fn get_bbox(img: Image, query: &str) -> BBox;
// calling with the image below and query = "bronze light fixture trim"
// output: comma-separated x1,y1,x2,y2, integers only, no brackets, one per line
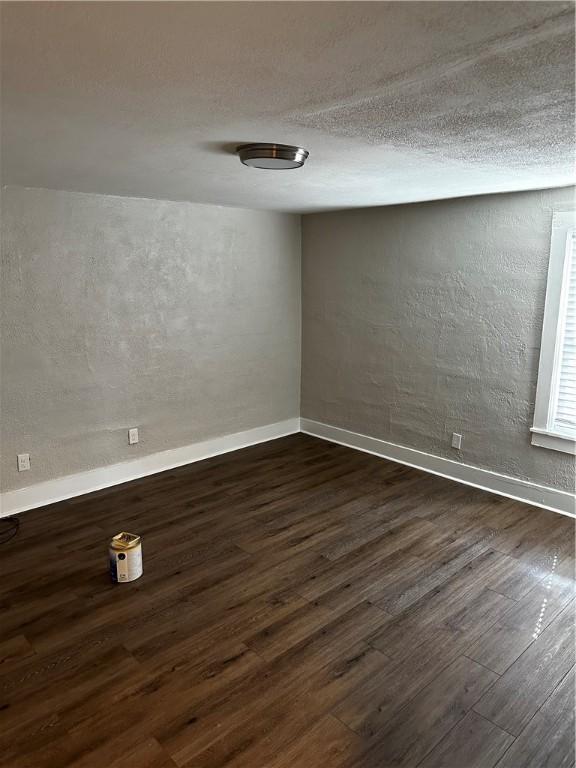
236,143,309,170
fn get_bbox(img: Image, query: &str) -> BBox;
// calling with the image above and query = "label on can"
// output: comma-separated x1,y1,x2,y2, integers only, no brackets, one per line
109,542,143,583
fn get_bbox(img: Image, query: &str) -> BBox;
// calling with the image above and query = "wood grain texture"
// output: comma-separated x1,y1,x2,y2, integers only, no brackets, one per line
346,656,499,768
495,667,575,768
473,599,575,735
418,711,514,768
0,434,573,767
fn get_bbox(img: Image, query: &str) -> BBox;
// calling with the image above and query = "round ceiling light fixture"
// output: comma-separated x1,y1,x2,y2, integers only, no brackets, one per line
236,143,309,170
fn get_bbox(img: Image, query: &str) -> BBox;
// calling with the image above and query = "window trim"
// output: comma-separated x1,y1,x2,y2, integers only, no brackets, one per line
531,210,576,455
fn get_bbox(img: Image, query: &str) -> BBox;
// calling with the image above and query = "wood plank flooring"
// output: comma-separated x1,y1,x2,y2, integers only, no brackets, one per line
0,433,574,768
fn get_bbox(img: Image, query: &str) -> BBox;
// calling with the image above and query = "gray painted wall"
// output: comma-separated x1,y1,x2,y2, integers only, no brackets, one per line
1,187,301,491
2,184,573,496
301,187,575,492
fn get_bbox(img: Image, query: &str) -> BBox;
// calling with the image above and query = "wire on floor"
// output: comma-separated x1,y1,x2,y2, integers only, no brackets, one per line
0,516,20,544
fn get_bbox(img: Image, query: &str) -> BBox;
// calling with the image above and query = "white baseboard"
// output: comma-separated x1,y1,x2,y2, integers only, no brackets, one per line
3,416,573,520
0,418,300,518
301,418,575,518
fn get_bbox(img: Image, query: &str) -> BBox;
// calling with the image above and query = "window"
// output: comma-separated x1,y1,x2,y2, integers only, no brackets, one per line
531,210,576,454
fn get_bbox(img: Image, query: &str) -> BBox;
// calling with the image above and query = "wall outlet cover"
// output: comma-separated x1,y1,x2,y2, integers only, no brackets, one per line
17,453,31,471
128,428,139,445
451,433,463,449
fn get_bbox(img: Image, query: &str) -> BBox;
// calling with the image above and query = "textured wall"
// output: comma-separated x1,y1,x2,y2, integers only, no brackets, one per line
301,187,575,492
1,187,301,490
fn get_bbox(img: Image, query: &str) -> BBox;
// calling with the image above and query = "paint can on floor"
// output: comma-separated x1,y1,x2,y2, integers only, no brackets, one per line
109,532,143,583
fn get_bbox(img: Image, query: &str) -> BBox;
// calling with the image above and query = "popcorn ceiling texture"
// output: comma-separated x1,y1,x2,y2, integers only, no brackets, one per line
301,186,576,493
1,2,574,213
291,9,573,169
0,187,301,491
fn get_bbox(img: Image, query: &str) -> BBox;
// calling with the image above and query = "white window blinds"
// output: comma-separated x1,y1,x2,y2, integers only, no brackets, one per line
532,211,576,454
551,229,576,436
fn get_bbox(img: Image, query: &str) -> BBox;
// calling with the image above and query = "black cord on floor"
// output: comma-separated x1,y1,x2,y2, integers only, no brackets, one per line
0,516,20,544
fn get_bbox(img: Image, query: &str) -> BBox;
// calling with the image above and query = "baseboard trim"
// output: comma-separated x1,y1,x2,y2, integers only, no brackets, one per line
0,418,301,518
301,418,575,518
3,417,573,519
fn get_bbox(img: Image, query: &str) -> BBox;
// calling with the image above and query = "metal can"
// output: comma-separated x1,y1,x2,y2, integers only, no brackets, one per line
109,532,143,583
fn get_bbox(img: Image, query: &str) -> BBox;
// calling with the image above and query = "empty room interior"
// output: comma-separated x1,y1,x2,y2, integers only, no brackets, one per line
1,2,576,767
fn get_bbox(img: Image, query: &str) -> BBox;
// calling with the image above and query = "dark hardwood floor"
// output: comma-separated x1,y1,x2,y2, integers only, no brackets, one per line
0,434,574,768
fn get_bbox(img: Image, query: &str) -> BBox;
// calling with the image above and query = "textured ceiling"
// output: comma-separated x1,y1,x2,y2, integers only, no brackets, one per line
1,1,574,212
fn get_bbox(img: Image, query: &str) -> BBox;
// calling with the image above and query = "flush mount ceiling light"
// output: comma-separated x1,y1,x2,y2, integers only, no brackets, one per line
236,143,309,170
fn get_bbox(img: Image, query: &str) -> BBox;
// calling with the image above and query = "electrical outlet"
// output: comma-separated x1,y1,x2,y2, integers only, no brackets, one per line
451,433,463,450
128,428,139,445
17,453,30,471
